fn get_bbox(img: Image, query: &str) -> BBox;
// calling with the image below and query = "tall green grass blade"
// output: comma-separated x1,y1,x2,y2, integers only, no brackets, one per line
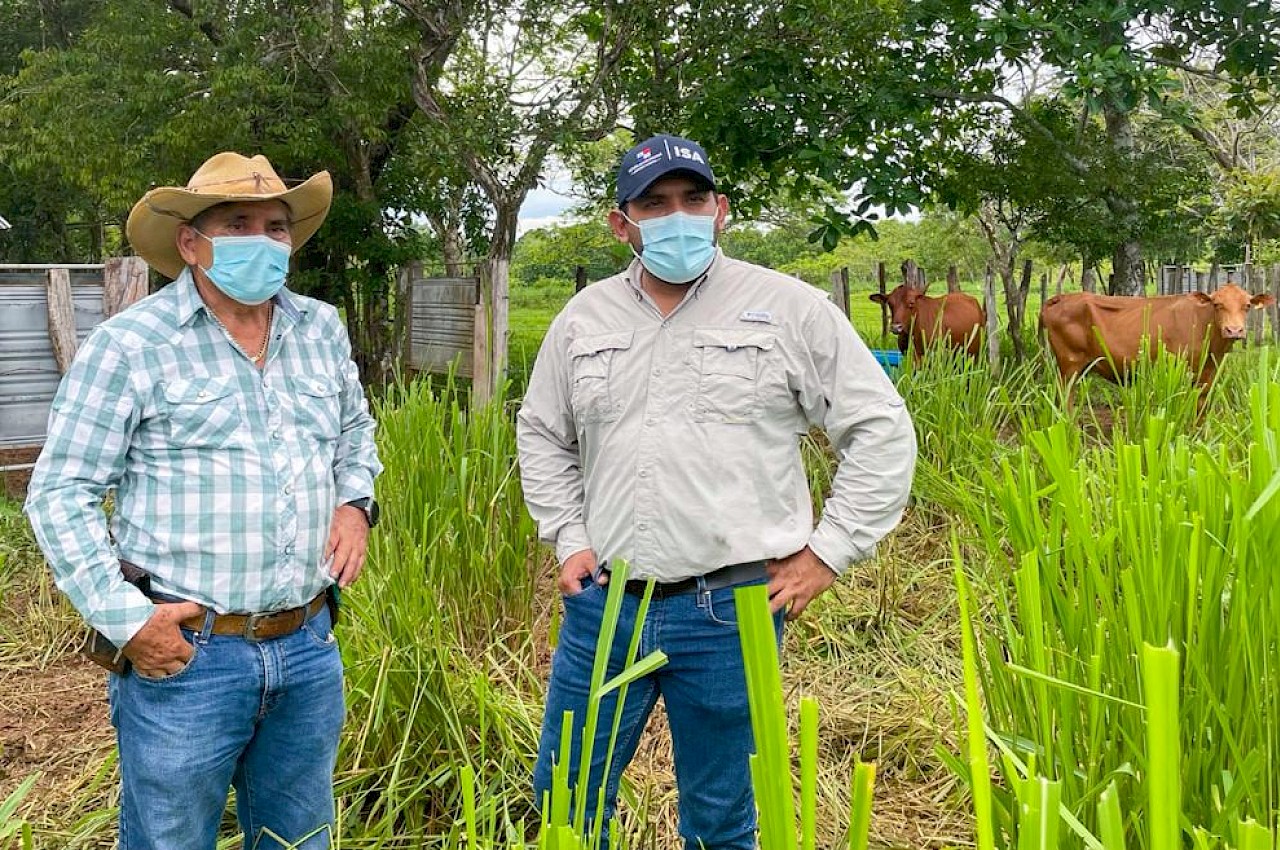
736,583,797,850
1144,642,1181,850
954,549,996,850
1097,782,1126,850
848,761,876,850
801,696,818,850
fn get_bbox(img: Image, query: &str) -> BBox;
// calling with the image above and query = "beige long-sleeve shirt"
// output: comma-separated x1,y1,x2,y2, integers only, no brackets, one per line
516,251,916,581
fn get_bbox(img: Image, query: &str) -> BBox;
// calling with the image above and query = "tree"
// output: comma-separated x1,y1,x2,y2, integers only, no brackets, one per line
0,0,449,381
618,0,1280,295
396,0,641,399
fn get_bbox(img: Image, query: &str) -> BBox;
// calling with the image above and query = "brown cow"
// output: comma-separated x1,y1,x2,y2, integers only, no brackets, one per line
1040,284,1276,388
869,283,985,361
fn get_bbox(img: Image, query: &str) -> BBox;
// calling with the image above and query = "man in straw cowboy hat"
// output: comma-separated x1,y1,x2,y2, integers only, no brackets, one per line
25,152,383,849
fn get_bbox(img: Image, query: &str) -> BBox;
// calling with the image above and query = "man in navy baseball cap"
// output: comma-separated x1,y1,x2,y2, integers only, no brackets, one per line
615,134,717,206
521,126,917,850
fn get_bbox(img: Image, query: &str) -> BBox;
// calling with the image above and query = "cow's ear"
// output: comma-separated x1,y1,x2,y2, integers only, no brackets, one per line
869,293,885,304
1190,292,1213,304
1252,294,1277,309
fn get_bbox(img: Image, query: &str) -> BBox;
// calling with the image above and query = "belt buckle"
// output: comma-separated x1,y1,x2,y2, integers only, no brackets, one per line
243,612,273,642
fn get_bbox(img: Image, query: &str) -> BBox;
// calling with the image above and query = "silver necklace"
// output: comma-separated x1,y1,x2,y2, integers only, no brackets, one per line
207,302,273,363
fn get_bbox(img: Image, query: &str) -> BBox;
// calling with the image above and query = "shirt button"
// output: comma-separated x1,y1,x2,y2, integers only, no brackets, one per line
639,469,649,478
638,522,648,531
197,391,208,399
272,431,281,440
645,418,656,426
652,368,662,377
283,484,292,495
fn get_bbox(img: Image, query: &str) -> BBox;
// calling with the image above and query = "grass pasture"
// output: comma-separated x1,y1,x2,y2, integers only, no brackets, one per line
3,290,1280,848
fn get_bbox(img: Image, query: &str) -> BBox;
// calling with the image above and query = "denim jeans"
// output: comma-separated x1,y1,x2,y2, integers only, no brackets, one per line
533,572,784,850
109,604,345,850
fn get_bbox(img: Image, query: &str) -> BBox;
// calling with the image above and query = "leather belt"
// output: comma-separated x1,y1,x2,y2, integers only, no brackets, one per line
178,593,327,642
624,560,770,598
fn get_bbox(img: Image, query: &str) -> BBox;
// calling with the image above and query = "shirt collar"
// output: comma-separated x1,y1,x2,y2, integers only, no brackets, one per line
623,248,724,300
173,267,303,327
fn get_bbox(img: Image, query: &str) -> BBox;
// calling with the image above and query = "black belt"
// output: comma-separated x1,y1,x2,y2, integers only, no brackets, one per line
623,560,770,598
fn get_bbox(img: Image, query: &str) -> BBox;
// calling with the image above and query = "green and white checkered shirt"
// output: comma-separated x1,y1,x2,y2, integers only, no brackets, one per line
25,270,383,646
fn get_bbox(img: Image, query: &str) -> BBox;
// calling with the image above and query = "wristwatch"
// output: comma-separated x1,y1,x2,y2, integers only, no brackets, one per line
344,497,380,528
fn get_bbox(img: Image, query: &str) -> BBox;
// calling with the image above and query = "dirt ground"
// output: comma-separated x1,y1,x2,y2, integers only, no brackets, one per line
0,446,39,502
0,653,117,816
0,510,970,848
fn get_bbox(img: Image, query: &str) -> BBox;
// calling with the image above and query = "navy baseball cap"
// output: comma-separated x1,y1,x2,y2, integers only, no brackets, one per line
615,134,717,206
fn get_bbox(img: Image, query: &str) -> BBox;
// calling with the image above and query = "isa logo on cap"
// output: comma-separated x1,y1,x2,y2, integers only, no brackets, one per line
616,133,717,204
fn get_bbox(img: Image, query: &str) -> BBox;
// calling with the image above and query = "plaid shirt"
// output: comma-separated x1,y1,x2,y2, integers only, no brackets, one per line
25,270,383,646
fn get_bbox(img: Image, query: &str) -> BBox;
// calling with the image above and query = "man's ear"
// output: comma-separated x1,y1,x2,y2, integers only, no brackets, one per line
175,224,201,266
714,193,730,232
607,208,632,243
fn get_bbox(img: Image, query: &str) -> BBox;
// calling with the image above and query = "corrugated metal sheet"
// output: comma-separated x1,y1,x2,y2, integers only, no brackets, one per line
0,266,107,446
408,275,477,377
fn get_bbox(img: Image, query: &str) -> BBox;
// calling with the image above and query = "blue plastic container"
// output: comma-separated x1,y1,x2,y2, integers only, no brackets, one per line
871,349,903,373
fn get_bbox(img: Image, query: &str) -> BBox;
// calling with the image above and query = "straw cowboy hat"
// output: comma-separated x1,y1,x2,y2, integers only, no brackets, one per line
126,152,333,279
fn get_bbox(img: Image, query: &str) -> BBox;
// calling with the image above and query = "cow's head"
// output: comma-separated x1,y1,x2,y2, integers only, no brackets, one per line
1191,284,1276,340
869,283,927,334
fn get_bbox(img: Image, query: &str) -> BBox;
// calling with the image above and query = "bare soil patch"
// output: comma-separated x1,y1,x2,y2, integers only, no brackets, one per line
0,653,116,816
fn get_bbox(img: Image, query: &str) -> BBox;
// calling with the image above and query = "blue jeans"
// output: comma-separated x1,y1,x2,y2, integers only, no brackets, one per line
533,573,784,850
109,604,345,850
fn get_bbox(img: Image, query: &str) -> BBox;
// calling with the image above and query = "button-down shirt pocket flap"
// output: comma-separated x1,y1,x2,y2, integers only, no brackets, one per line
568,331,634,379
292,375,342,399
162,376,241,448
693,329,774,378
288,374,343,441
163,376,237,406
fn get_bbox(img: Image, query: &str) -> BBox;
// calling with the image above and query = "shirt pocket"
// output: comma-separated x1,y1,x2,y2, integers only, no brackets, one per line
162,376,243,448
288,374,343,442
568,331,634,425
692,328,776,424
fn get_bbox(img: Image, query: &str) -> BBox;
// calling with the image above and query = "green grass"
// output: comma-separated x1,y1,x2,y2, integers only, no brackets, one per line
7,267,1280,848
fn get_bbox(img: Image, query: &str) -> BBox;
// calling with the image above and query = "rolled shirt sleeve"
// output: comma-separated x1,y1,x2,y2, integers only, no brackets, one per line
328,315,383,504
796,300,917,573
24,329,156,646
517,313,593,564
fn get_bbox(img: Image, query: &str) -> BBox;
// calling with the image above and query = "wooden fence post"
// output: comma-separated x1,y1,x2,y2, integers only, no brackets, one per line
901,259,921,288
472,274,492,406
1039,272,1048,312
829,267,850,319
983,263,1000,374
877,261,888,342
574,265,587,293
395,262,415,373
1271,264,1280,344
103,256,148,317
1055,264,1067,297
947,265,959,293
1245,262,1264,344
46,268,78,375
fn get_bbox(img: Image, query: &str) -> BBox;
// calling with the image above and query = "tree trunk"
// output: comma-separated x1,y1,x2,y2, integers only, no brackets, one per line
442,227,466,277
998,258,1031,363
1102,100,1144,296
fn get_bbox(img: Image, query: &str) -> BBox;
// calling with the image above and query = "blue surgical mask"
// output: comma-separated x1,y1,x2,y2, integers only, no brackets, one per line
195,231,290,305
624,211,717,284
